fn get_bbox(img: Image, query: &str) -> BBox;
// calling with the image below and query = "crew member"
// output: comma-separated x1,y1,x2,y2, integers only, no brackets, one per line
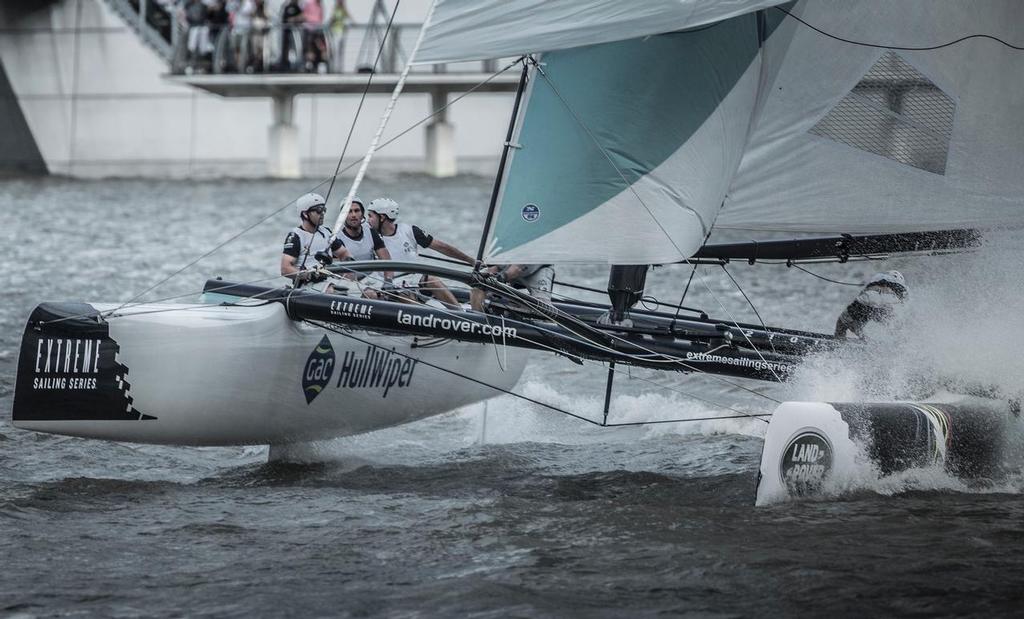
469,264,549,312
336,197,392,298
281,192,350,289
367,198,475,309
835,270,908,339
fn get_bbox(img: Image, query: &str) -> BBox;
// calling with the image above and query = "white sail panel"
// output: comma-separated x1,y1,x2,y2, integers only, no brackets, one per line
415,0,788,64
485,16,762,265
718,0,1024,234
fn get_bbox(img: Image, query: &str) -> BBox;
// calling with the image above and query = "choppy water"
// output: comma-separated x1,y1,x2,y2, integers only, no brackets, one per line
2,175,1023,616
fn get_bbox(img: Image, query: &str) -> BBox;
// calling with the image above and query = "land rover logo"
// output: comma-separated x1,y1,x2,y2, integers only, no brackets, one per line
780,431,832,496
302,335,335,404
521,204,540,222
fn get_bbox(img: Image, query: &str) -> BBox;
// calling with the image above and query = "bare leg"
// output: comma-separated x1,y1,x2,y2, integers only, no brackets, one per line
422,275,459,309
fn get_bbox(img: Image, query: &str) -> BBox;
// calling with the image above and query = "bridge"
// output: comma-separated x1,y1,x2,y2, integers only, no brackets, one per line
106,0,519,178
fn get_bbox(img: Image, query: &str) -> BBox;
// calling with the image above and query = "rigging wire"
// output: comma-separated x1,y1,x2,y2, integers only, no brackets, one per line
309,319,770,427
789,263,864,287
86,59,521,322
465,275,786,403
773,5,1024,52
682,261,784,383
549,277,707,317
719,264,778,356
38,272,318,325
335,0,442,231
323,0,400,204
324,262,786,409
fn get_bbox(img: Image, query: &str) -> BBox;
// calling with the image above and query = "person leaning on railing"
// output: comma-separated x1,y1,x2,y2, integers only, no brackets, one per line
278,0,304,72
301,0,328,73
328,0,348,72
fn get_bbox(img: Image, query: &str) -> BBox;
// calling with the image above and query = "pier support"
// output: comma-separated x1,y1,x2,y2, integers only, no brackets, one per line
425,88,456,177
268,94,300,178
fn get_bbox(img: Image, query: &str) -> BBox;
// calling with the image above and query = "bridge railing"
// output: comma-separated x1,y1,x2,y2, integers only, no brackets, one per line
170,23,507,75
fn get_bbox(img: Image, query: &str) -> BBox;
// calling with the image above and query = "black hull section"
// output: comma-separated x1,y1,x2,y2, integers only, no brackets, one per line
205,280,816,382
756,401,1016,503
834,402,1010,480
13,303,155,422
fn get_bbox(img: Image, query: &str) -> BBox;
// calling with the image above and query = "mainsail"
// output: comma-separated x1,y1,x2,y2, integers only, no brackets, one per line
718,1,1024,234
416,0,1024,265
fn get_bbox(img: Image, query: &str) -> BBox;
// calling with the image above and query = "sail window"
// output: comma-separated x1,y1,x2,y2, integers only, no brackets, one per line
810,51,955,175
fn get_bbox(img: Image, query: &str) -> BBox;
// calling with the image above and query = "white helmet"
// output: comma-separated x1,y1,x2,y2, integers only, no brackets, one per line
337,196,365,225
868,270,908,299
869,270,905,288
295,192,326,219
369,197,399,221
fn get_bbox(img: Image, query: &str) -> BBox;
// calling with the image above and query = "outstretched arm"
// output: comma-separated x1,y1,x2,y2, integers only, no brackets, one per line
428,239,475,266
375,245,395,281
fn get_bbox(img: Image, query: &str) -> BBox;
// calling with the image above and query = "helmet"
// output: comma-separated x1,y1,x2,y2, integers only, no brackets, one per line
369,197,399,221
869,270,905,288
337,196,365,225
295,193,326,219
868,270,908,299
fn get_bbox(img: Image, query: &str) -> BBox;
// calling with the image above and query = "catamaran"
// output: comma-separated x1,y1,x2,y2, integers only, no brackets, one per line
12,0,1024,504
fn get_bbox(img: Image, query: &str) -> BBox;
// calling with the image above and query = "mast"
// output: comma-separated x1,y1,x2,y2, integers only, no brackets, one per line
475,60,531,264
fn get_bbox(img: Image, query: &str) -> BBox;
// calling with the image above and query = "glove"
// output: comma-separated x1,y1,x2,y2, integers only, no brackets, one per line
314,250,334,266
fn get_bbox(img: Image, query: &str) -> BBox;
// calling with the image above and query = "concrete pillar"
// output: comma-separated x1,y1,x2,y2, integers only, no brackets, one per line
425,88,456,178
268,94,300,178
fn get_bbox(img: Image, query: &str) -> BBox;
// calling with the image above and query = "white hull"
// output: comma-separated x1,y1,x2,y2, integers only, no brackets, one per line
14,301,528,446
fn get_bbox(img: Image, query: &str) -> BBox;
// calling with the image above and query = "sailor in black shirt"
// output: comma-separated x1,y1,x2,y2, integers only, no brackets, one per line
281,192,350,289
835,270,908,339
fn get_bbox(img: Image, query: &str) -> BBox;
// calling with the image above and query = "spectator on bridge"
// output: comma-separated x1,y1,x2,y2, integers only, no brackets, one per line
302,0,328,73
207,1,230,50
328,0,349,72
184,0,213,72
278,0,304,72
228,0,252,72
250,0,270,72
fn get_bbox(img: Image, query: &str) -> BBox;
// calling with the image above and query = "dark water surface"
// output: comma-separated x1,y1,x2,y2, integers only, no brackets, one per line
2,176,1023,617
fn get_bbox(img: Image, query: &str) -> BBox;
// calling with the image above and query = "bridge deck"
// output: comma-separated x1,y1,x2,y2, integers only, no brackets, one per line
165,73,521,98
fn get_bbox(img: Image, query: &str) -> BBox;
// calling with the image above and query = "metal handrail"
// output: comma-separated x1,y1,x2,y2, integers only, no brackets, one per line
169,22,504,75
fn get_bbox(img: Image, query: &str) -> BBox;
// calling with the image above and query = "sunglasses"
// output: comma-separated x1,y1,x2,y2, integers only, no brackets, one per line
307,206,326,215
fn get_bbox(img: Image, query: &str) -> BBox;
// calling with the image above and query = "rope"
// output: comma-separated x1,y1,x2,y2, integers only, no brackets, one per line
334,0,440,232
684,261,784,383
323,0,400,205
790,263,864,287
720,264,778,356
310,319,770,427
82,60,520,321
774,5,1024,52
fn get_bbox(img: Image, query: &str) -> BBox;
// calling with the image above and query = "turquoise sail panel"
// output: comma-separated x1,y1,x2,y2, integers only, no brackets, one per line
488,13,762,264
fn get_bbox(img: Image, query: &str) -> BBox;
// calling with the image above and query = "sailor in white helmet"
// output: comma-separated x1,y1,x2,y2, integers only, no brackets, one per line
335,197,392,299
834,270,908,339
367,197,475,309
280,192,351,289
